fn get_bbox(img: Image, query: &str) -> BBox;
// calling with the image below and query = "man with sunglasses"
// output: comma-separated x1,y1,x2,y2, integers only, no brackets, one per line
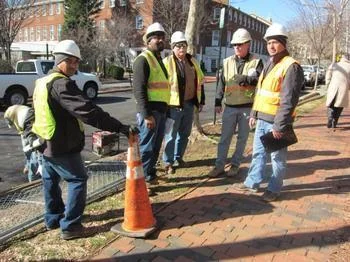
32,40,135,240
162,31,205,175
208,28,263,178
133,23,170,182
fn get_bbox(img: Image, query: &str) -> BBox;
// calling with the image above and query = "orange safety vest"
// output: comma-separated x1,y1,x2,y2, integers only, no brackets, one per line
252,56,299,116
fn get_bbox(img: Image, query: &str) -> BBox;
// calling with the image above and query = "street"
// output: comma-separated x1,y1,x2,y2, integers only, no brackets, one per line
0,82,216,193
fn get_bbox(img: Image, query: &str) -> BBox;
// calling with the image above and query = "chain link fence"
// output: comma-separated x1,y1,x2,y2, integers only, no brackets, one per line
0,159,127,244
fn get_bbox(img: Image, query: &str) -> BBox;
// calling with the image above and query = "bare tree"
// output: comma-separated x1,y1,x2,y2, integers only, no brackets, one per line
0,0,35,62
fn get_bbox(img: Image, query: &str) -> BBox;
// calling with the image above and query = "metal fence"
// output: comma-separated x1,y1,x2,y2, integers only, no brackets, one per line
0,160,127,244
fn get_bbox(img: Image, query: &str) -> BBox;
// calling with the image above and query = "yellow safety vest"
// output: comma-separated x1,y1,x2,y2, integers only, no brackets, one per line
223,55,260,105
252,56,299,116
32,72,84,139
139,50,170,104
163,55,204,106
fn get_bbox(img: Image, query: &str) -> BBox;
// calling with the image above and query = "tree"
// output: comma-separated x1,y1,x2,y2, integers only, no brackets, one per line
0,0,35,62
62,0,102,67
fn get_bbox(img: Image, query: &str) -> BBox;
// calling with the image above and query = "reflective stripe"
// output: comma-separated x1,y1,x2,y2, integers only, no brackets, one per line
223,55,260,105
164,55,204,106
253,56,299,115
32,72,84,140
139,50,170,104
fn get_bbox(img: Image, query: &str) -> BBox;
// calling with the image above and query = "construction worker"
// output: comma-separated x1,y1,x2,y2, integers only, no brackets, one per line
208,28,263,178
162,31,205,174
4,105,44,182
236,23,304,201
32,40,137,240
133,22,170,182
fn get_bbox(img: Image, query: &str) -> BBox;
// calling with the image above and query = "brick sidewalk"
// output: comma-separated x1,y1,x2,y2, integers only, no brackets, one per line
92,102,350,261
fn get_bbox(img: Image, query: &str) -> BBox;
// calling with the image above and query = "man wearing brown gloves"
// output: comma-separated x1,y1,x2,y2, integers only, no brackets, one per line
32,40,137,240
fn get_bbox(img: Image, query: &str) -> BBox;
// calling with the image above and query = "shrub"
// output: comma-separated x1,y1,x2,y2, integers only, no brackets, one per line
107,65,124,80
0,59,14,73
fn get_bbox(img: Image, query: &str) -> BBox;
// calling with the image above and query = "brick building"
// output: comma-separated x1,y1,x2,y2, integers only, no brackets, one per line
11,0,271,72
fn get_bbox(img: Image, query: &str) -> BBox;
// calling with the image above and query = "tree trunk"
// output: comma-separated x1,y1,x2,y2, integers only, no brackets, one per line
185,0,206,141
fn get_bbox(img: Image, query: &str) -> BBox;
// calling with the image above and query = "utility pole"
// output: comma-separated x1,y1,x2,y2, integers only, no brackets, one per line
213,7,225,125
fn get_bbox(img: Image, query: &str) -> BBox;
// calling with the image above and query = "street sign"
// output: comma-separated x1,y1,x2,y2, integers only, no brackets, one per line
219,8,225,29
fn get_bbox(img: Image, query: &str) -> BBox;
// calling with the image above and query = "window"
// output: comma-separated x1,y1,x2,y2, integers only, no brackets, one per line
56,2,61,14
42,4,47,16
43,26,47,40
211,59,217,71
243,15,247,26
35,5,40,17
228,9,232,21
41,61,55,74
233,11,237,23
213,8,220,20
18,30,23,41
36,26,41,41
57,24,62,40
100,0,105,8
30,27,35,41
118,0,124,7
239,13,242,24
135,15,143,29
24,28,28,41
49,2,54,15
17,62,36,72
136,0,144,4
226,31,231,46
50,25,55,40
212,30,219,46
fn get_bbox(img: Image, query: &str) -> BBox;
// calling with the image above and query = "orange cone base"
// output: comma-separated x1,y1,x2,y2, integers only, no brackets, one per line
110,220,157,238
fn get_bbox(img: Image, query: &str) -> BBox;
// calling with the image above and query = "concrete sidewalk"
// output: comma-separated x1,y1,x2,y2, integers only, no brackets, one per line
92,101,350,261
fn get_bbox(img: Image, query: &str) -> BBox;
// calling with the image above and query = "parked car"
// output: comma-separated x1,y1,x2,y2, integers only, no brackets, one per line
0,59,102,106
301,65,317,86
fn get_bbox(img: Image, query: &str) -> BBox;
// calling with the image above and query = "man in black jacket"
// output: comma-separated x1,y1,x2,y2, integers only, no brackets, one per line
32,40,135,240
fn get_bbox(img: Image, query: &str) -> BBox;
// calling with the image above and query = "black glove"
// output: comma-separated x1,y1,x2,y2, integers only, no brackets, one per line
119,125,140,138
234,74,248,86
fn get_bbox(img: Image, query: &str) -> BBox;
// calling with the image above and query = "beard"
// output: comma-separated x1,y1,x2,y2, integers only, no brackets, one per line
156,42,164,52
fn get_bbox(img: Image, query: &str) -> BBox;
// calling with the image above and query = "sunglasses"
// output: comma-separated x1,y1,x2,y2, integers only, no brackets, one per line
175,43,187,49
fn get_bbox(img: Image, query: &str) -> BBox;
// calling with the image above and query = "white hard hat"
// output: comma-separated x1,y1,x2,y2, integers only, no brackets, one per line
143,22,165,43
4,105,31,132
231,28,252,44
264,23,288,40
171,31,187,45
53,40,81,60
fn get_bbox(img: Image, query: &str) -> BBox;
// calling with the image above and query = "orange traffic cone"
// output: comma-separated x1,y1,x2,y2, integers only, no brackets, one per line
111,133,157,238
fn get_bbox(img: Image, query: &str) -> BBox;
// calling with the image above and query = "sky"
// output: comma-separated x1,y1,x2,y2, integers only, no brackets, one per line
229,0,298,26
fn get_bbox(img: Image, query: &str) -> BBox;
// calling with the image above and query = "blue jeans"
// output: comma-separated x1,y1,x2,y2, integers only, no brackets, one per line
244,119,288,193
25,151,42,182
137,111,167,180
41,153,88,231
163,102,194,165
215,106,251,169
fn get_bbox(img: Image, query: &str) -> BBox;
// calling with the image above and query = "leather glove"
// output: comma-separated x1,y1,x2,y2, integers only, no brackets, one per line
234,74,248,86
119,125,140,138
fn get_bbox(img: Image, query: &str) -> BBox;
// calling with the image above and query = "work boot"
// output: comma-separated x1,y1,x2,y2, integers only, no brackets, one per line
208,167,224,178
262,190,280,202
227,165,239,177
234,182,258,193
61,225,94,240
165,165,175,175
173,159,186,168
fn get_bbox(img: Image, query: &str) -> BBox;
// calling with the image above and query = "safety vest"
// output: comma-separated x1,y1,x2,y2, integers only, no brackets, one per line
223,55,260,105
163,54,204,106
252,56,298,116
139,50,170,104
32,72,84,140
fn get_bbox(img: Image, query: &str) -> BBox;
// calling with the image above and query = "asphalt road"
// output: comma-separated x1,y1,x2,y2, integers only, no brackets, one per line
0,82,216,193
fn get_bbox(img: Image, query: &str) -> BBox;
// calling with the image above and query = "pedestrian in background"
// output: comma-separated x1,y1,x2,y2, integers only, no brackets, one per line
32,40,135,240
237,23,304,202
133,22,170,182
162,31,205,175
325,53,350,130
4,105,43,182
208,28,263,178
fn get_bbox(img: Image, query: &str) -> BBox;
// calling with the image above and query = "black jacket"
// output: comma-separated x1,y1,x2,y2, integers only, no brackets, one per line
42,67,126,157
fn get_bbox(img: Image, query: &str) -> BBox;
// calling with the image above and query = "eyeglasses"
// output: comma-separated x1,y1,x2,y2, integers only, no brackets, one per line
175,43,187,49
